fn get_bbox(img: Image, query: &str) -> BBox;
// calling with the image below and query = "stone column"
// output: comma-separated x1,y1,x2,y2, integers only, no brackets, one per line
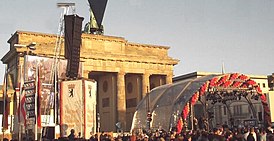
142,73,150,98
166,73,173,84
117,72,126,130
82,70,89,79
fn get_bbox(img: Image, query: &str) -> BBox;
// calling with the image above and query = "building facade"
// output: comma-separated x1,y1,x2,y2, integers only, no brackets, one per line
267,73,274,123
1,31,179,133
0,85,14,139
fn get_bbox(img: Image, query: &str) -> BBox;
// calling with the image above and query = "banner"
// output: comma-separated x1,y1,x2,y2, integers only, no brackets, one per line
24,80,36,119
60,80,83,137
84,80,97,138
60,79,97,138
25,55,82,116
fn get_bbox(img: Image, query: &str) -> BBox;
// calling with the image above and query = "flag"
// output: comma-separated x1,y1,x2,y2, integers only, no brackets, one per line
20,95,27,126
2,67,9,130
17,64,26,126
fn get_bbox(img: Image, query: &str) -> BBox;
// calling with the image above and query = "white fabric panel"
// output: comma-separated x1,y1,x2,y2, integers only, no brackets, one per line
60,80,83,137
84,80,97,138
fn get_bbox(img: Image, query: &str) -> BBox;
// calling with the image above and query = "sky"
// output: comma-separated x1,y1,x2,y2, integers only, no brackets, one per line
0,0,274,83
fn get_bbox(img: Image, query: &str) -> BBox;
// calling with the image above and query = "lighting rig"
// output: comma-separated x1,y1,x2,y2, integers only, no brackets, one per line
205,85,259,105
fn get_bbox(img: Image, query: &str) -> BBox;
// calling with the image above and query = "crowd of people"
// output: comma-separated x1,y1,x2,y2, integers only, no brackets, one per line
129,126,274,141
55,125,274,141
4,125,274,141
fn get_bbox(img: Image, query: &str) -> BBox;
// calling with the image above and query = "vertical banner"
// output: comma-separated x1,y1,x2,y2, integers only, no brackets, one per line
60,80,83,137
84,80,97,139
24,80,36,130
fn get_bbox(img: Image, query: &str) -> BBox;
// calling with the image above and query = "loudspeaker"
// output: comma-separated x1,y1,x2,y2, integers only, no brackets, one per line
64,14,84,78
42,127,55,140
88,0,108,27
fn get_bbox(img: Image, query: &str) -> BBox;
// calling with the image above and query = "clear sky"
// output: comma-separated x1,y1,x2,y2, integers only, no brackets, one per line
0,0,274,83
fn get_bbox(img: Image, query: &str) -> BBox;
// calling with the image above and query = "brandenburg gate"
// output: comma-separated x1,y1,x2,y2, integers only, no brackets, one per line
2,31,179,132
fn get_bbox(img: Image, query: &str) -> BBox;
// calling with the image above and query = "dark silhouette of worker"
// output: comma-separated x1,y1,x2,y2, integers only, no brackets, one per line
68,129,75,141
193,117,198,131
78,132,81,138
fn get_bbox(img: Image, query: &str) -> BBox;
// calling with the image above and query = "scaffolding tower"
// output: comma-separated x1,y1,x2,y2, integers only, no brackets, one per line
42,3,76,139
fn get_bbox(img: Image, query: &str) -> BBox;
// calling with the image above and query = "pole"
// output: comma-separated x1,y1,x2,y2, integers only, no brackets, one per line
146,86,151,130
18,64,24,140
80,82,83,138
97,113,100,133
93,103,95,134
35,62,38,140
19,53,28,140
24,49,29,138
54,66,58,139
190,101,193,130
2,66,7,141
10,86,14,135
52,5,72,138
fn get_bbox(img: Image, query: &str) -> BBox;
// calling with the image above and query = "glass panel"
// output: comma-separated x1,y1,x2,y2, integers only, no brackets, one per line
131,74,219,131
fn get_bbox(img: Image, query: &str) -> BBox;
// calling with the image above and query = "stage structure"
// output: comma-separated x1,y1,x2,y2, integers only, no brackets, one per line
60,79,97,139
131,73,271,133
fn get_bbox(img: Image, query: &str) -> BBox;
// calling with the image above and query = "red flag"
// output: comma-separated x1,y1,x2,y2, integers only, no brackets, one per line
19,94,27,126
2,68,9,130
176,117,183,134
17,64,27,126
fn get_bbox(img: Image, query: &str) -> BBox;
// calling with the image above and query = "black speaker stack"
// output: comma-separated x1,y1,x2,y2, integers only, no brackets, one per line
64,15,84,78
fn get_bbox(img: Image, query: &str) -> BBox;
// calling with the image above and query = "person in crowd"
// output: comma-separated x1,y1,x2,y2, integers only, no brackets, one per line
89,132,99,141
266,128,274,140
208,128,225,141
68,129,75,141
100,131,109,141
231,129,245,141
197,130,209,141
259,128,267,141
193,117,199,131
243,127,250,140
224,131,233,141
247,132,256,141
245,127,257,141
